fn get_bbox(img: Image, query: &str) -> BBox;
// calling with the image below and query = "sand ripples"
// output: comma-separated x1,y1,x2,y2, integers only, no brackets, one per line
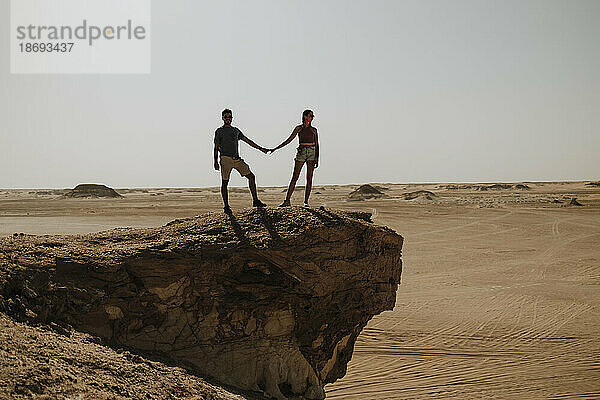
327,208,600,399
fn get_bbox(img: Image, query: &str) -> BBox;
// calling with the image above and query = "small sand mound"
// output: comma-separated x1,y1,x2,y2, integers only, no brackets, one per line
403,190,437,201
373,185,390,191
348,184,385,201
515,184,530,190
442,184,477,190
354,184,383,195
35,190,68,196
487,184,513,190
569,198,583,206
64,184,122,198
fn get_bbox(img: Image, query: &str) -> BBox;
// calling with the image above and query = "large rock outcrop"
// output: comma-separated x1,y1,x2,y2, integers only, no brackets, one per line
63,184,122,198
0,207,403,399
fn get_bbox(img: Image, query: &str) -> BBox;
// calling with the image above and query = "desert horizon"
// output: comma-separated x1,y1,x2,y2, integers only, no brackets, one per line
2,179,598,190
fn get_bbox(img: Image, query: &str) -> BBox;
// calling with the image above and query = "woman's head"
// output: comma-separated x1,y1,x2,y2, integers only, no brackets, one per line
302,109,314,125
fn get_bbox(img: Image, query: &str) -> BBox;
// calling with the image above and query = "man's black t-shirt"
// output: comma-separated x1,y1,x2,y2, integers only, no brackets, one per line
214,126,245,158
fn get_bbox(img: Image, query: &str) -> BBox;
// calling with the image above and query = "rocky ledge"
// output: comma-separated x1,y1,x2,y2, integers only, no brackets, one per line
0,207,403,399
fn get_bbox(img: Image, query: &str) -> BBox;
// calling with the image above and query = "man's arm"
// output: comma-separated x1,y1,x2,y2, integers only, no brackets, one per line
272,126,301,152
213,144,220,170
214,130,221,170
240,135,268,154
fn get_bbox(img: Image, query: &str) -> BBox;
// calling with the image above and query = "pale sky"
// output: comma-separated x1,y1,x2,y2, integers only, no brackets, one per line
1,0,599,188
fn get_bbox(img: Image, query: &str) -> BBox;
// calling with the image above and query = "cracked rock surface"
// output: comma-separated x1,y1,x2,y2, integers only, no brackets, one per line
0,312,245,399
0,207,403,399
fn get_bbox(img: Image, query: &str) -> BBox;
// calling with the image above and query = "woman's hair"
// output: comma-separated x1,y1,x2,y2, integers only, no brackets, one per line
302,109,313,125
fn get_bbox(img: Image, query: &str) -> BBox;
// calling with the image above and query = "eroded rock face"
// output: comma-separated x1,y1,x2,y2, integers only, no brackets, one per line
0,207,403,399
0,313,245,400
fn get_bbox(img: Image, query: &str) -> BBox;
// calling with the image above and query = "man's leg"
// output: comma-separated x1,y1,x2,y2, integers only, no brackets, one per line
244,172,266,207
245,172,259,201
220,156,234,213
283,160,305,204
221,179,230,210
305,161,316,204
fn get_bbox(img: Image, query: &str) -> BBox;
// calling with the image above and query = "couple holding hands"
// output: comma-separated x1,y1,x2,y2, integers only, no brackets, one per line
213,108,319,214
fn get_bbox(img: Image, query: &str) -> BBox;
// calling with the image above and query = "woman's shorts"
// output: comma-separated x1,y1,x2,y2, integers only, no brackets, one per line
295,145,317,162
220,156,251,180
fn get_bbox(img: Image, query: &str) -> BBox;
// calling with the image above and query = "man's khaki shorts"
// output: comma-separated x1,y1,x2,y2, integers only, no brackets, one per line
220,156,251,180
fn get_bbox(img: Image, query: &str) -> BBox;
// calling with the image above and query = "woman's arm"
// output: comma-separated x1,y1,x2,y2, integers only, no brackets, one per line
272,126,301,151
314,128,319,168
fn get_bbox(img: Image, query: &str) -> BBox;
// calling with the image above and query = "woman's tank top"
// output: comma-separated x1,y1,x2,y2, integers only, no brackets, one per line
298,126,316,144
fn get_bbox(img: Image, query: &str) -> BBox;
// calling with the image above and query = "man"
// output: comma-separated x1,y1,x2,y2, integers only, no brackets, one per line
214,109,267,213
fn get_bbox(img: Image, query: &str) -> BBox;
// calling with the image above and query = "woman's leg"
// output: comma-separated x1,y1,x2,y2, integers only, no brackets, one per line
283,160,305,204
304,161,316,204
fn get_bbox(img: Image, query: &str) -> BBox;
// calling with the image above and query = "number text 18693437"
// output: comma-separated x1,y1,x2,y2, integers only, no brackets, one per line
19,42,74,53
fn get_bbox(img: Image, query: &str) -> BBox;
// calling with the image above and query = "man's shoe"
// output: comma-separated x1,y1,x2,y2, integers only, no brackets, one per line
278,200,291,207
224,205,232,214
253,200,267,208
303,202,310,208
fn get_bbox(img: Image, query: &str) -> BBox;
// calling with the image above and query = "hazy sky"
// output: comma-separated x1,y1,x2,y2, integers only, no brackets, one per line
1,0,599,188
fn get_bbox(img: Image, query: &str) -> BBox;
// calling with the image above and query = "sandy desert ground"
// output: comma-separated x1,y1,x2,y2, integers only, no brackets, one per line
1,181,599,399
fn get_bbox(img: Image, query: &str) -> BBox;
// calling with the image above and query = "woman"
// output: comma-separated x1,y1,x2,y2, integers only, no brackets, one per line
270,110,319,207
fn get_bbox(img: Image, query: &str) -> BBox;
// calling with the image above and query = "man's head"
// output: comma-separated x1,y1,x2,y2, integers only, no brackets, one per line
222,109,233,126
